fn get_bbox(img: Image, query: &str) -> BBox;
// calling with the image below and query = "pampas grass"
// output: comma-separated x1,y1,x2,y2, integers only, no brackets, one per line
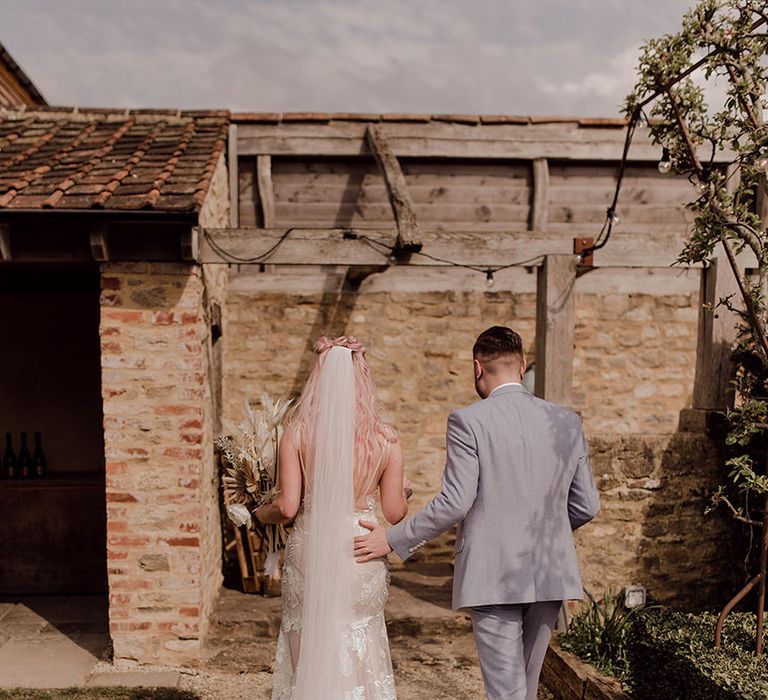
216,393,292,554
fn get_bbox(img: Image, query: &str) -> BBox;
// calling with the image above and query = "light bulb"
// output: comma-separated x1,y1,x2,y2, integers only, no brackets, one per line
608,210,620,226
755,156,768,173
697,180,710,193
485,270,495,289
658,147,672,174
636,111,649,129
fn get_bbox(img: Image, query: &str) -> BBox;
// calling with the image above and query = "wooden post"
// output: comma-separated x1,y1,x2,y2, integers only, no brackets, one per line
365,124,420,247
256,155,275,228
89,225,109,261
534,255,576,406
529,158,549,231
691,257,739,411
181,227,200,262
0,223,11,261
228,124,239,228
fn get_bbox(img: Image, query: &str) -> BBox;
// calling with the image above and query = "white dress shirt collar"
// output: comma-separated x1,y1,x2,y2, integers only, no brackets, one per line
488,381,522,397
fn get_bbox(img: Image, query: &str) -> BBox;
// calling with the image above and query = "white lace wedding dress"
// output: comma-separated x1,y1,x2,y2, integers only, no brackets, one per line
270,344,397,700
271,493,396,699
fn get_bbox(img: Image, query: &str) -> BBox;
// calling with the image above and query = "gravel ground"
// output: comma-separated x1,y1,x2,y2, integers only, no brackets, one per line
178,631,554,699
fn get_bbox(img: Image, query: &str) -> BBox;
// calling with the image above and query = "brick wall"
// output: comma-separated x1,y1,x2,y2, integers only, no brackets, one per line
99,261,220,665
197,150,229,652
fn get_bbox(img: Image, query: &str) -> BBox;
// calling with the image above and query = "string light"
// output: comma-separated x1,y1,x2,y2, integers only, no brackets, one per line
658,147,673,174
485,269,495,289
755,154,768,173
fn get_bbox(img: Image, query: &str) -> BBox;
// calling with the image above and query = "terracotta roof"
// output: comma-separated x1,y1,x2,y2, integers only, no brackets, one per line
0,42,47,108
0,107,228,212
231,111,628,128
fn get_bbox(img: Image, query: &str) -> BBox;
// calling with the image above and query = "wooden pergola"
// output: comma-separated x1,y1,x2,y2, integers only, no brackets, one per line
202,113,741,419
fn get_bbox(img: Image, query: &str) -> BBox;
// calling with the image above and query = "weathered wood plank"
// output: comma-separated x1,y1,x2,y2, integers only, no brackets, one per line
535,255,576,405
549,203,694,225
238,158,257,227
0,223,10,261
366,125,420,245
548,184,698,207
274,183,530,206
530,158,549,231
273,158,531,179
181,227,200,262
272,202,529,226
228,124,239,228
199,227,724,268
238,135,670,160
256,155,275,228
89,225,109,261
692,257,739,411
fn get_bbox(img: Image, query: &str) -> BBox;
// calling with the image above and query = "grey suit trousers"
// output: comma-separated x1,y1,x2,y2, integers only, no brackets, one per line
469,600,561,700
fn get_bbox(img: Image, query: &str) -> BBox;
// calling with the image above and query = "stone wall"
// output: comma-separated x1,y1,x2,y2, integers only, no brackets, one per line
221,266,699,496
216,264,737,608
577,432,737,610
99,261,221,665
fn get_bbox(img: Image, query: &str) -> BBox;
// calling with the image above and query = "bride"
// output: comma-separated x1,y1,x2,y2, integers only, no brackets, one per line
255,335,410,699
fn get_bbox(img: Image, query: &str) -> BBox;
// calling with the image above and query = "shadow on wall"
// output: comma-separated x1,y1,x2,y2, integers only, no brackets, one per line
288,268,382,397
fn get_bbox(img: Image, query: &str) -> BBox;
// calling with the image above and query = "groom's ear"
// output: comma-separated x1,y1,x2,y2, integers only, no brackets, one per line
473,358,483,380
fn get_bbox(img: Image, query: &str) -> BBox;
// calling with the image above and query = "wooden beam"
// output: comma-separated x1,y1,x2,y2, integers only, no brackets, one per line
366,124,420,246
534,254,576,405
228,124,239,228
200,226,728,269
237,121,734,162
0,223,10,261
691,257,739,411
256,155,275,228
181,227,200,262
529,158,549,231
89,225,109,261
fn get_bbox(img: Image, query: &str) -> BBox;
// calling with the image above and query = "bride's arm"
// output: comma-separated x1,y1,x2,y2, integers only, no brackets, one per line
255,428,302,525
379,436,409,525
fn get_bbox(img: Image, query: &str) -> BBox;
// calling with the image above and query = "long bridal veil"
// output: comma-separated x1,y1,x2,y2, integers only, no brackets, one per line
293,345,357,698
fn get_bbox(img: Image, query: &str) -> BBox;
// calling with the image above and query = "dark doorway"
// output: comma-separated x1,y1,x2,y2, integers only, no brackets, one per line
0,263,107,594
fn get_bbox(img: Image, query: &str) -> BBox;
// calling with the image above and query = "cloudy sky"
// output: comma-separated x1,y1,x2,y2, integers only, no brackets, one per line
2,0,695,118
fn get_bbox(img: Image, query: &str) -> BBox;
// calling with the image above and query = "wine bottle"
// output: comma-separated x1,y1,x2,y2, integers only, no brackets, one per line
3,433,17,479
31,432,47,478
18,432,32,479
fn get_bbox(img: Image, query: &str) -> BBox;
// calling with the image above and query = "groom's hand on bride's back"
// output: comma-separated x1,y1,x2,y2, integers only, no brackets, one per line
354,520,392,562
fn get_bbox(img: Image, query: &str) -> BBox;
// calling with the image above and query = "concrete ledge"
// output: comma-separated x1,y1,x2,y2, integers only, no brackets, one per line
541,638,631,700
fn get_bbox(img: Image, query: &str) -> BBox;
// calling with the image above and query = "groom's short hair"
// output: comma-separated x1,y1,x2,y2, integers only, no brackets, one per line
473,326,524,362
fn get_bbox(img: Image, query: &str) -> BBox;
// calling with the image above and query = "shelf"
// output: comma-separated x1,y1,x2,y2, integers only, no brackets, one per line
0,471,105,489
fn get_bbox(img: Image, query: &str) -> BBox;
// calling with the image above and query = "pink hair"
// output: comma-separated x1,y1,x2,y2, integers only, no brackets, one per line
287,336,396,492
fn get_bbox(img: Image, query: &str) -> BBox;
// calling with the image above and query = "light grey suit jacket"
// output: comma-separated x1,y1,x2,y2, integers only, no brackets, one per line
387,384,600,610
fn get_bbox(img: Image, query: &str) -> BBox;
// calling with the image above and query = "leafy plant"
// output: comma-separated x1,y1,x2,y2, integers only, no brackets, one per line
627,0,768,650
627,608,768,700
560,589,640,681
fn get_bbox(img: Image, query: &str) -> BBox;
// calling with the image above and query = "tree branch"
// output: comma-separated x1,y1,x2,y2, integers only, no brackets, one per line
721,237,768,362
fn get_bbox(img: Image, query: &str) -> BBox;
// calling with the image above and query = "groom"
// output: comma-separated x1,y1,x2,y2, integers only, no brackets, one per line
354,326,600,700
